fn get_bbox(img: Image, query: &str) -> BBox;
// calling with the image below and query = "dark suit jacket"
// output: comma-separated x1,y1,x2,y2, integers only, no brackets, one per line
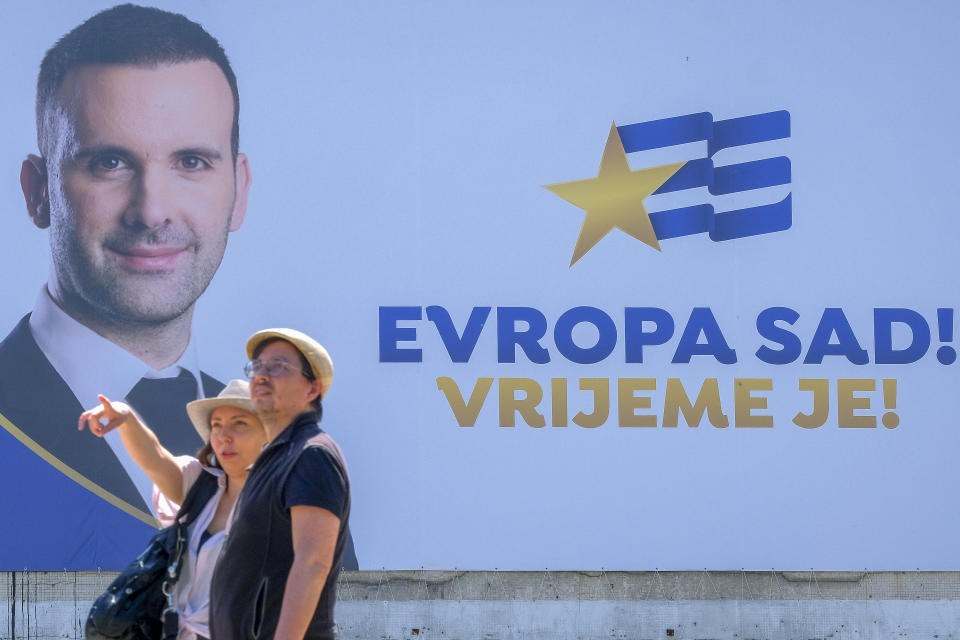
0,314,220,568
0,314,359,570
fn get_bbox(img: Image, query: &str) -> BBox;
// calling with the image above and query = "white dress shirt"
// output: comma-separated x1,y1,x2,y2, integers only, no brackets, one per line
29,286,209,512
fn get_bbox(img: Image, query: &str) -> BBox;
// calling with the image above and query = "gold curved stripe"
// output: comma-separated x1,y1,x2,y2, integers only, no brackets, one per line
0,411,160,528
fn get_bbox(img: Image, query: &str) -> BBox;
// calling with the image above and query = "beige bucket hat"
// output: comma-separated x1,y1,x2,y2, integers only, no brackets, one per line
186,379,255,441
246,328,334,398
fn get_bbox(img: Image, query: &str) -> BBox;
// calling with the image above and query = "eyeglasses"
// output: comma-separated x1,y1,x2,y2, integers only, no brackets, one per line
243,359,308,379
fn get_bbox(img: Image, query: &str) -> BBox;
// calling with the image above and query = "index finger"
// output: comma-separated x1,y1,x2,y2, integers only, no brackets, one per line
78,407,101,432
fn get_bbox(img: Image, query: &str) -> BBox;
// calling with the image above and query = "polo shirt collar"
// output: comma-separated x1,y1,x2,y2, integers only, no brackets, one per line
265,411,320,448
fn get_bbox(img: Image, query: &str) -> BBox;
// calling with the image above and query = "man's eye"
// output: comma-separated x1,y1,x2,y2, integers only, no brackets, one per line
91,156,126,172
180,155,211,170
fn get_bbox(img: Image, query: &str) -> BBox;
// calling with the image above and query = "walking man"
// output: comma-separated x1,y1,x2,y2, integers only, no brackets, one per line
211,328,351,639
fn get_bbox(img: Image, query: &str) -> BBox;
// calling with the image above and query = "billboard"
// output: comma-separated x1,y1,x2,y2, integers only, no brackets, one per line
0,1,957,570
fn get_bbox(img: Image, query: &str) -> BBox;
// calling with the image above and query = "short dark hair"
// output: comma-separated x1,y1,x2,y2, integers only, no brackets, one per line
252,337,324,415
37,4,240,159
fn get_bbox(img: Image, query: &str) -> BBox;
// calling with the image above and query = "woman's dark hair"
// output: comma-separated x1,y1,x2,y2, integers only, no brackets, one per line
196,441,220,468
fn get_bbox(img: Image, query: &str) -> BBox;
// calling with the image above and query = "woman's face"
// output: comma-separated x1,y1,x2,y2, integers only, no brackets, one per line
208,406,266,475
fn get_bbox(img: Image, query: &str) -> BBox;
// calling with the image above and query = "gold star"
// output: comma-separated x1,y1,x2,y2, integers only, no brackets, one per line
544,122,686,266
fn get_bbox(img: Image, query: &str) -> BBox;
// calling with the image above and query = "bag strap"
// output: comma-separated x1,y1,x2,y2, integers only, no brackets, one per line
160,470,219,639
166,470,218,581
177,470,219,528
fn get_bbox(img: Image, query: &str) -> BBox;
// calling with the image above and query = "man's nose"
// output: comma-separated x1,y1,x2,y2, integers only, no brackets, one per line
124,166,173,228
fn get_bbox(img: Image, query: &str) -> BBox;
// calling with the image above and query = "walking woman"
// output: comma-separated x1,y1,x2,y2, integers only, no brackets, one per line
79,379,266,640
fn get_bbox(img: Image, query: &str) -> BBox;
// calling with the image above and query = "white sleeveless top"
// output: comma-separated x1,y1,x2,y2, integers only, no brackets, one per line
153,456,235,640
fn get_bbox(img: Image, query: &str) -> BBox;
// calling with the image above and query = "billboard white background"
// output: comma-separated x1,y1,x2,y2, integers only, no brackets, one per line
1,1,958,569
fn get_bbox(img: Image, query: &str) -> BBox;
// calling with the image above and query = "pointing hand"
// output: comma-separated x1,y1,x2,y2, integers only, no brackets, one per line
78,394,133,437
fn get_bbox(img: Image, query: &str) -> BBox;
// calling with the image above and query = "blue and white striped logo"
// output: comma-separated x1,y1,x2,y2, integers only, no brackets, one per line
618,110,791,242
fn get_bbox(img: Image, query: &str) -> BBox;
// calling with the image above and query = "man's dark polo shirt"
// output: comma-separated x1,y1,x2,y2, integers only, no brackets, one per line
210,411,350,639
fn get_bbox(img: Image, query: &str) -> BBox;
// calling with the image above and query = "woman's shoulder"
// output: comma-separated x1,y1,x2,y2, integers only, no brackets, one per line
176,455,206,493
154,456,209,526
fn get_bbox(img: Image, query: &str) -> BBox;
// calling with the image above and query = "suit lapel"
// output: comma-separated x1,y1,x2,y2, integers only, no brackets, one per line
0,315,149,513
201,372,226,398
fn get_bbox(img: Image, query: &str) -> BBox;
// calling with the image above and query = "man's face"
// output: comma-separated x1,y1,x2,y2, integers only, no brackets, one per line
30,60,249,325
249,340,320,418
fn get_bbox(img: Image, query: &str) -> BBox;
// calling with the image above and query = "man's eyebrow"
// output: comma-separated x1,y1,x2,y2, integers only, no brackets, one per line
70,145,131,160
176,147,223,161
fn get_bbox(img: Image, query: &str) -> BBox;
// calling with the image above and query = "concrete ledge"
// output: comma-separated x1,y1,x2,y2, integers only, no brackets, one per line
0,570,956,602
1,571,958,639
337,570,960,601
336,600,960,640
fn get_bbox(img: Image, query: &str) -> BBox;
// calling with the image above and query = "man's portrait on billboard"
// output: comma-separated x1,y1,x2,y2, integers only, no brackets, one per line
0,4,247,566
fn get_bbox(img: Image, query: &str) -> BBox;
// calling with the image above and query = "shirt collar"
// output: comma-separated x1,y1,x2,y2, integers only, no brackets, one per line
267,411,320,448
29,285,205,408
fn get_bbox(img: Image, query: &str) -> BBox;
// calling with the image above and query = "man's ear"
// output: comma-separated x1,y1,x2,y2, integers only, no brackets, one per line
229,152,251,232
308,379,324,405
21,155,50,229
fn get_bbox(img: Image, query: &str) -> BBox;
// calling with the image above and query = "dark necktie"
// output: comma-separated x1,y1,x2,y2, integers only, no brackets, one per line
126,368,205,456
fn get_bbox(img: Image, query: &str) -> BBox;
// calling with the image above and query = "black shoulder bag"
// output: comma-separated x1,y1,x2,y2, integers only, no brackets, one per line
85,471,219,640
